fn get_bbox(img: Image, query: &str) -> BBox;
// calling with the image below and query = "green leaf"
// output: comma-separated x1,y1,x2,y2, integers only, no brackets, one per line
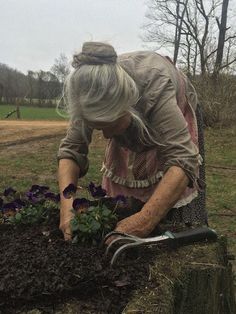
70,219,79,231
102,208,111,216
15,212,22,221
88,206,96,212
91,220,101,232
78,223,89,232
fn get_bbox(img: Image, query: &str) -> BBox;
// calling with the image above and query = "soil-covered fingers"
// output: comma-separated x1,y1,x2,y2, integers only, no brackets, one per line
59,221,72,241
114,211,156,238
59,211,74,241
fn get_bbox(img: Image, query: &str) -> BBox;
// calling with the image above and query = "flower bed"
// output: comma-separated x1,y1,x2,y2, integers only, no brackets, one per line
0,183,151,313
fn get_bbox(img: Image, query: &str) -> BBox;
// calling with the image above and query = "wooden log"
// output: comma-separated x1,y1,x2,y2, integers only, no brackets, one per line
123,237,235,314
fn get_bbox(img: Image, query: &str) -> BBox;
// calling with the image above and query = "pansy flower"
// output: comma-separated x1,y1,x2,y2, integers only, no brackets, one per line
25,191,43,204
14,199,26,209
3,187,16,197
72,198,90,211
45,192,60,203
63,183,77,199
112,194,127,206
29,185,49,194
88,182,106,198
2,202,17,212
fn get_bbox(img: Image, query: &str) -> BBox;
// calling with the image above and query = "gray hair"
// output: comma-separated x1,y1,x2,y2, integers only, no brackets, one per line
65,63,139,123
58,42,163,147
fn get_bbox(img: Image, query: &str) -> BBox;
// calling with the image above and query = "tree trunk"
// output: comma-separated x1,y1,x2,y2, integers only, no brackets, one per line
214,0,229,76
174,1,187,65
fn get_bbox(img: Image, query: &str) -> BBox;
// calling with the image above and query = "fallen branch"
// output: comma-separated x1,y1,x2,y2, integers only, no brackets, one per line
186,262,226,269
208,213,236,217
206,164,236,171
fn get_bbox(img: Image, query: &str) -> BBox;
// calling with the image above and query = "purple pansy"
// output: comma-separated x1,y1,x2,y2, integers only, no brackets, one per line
25,191,43,204
55,193,61,203
2,202,17,212
29,185,49,194
3,187,16,197
88,182,106,198
63,183,77,199
113,195,127,205
45,192,60,203
72,198,90,211
14,199,26,209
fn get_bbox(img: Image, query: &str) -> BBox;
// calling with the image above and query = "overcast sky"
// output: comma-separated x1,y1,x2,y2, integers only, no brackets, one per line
0,0,149,74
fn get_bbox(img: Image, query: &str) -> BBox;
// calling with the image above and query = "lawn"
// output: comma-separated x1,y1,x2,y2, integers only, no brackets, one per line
204,127,236,265
0,104,66,120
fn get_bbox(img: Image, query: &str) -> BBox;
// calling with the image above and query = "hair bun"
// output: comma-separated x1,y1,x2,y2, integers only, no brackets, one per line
72,42,117,68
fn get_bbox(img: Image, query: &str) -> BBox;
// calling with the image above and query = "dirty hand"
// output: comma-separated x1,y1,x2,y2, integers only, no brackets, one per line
59,208,74,241
113,208,159,239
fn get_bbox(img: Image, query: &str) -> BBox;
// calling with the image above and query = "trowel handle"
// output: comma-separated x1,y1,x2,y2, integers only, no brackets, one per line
166,227,218,246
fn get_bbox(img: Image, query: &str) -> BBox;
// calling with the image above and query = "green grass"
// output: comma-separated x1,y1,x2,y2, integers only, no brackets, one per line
205,127,236,214
204,127,236,266
0,135,105,193
0,104,66,120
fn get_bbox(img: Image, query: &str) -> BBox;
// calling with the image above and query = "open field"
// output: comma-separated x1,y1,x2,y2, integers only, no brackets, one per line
0,121,235,274
0,120,68,145
0,104,66,120
0,120,106,191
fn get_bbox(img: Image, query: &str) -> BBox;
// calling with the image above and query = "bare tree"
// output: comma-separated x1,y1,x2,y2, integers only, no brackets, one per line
142,0,187,63
33,70,61,104
173,0,188,64
27,71,35,105
51,53,70,84
213,0,236,76
142,0,236,76
214,0,229,73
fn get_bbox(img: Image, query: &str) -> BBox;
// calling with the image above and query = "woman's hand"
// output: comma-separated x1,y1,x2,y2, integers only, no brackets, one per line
59,204,74,241
105,209,158,245
58,159,81,240
115,166,189,238
114,208,159,238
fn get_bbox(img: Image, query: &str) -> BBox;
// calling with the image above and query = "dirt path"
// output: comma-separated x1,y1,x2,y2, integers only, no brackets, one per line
0,120,68,146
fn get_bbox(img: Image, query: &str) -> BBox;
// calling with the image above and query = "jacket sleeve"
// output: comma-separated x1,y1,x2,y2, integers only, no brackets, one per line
144,72,201,185
57,119,93,178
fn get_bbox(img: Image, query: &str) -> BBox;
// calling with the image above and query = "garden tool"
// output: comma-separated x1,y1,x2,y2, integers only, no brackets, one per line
103,226,217,266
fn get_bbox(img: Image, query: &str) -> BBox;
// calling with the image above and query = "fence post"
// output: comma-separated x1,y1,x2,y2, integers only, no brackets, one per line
16,98,21,119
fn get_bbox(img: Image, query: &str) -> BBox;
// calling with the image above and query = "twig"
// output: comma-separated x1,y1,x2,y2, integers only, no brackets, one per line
208,213,236,217
158,272,174,285
206,164,236,171
187,262,226,269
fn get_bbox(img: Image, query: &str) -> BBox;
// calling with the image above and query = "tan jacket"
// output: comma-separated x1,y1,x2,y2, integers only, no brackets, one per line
58,51,201,185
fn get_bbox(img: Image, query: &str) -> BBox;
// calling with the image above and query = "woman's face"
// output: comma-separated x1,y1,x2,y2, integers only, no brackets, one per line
87,112,131,139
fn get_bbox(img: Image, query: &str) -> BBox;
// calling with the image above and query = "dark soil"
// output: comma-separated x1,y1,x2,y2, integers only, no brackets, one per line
0,203,156,314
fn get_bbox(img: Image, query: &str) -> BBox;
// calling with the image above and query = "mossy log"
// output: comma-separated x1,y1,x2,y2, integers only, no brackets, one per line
21,238,235,314
123,237,235,314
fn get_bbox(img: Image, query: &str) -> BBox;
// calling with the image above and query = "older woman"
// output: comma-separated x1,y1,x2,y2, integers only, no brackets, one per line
57,42,207,240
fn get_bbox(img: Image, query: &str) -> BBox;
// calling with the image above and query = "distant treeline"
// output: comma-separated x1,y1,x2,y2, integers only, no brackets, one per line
0,54,70,107
0,63,62,106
